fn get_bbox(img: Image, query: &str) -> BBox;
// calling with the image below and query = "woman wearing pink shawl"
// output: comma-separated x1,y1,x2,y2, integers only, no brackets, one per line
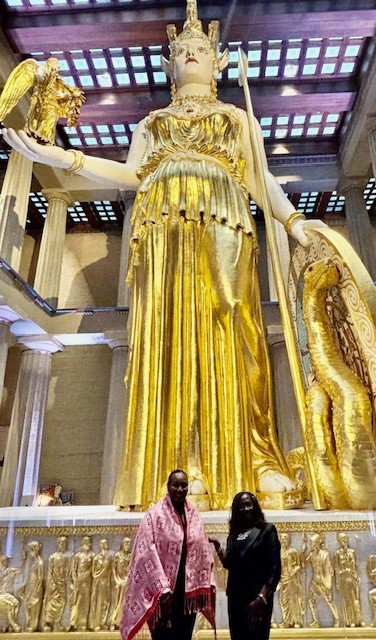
120,470,216,640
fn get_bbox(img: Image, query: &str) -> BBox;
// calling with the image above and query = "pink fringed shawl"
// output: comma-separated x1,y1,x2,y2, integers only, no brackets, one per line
120,496,216,640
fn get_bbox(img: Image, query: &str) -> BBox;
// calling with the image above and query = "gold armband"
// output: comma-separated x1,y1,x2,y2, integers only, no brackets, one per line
284,211,306,236
65,149,85,175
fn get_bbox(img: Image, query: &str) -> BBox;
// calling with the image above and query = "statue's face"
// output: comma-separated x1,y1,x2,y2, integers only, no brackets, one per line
122,538,131,551
338,533,347,547
173,37,215,89
81,537,92,551
281,534,290,549
57,537,67,552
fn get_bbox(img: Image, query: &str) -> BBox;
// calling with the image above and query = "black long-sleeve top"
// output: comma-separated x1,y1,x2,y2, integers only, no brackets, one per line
223,523,281,604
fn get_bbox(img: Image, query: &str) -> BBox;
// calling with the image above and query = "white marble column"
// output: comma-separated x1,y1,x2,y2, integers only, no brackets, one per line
266,218,291,301
100,331,128,504
33,189,73,307
0,336,62,507
338,175,376,280
0,150,33,272
117,190,135,307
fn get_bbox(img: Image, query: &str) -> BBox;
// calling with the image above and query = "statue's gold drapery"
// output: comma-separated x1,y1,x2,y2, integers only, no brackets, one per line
114,108,291,509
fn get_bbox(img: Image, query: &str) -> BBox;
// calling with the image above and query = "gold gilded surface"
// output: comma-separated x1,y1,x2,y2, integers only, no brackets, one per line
279,533,305,628
114,104,293,510
42,536,70,632
197,631,376,639
0,58,84,144
289,227,376,414
2,522,376,632
333,533,363,627
305,533,339,628
289,229,376,509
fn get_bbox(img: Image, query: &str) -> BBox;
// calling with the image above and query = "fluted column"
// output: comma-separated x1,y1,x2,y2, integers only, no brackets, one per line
33,189,73,307
100,331,128,504
338,176,376,280
0,150,33,272
266,219,291,301
0,336,63,507
117,190,135,307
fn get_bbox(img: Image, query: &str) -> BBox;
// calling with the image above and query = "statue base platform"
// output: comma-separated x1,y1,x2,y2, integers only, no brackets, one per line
0,504,375,637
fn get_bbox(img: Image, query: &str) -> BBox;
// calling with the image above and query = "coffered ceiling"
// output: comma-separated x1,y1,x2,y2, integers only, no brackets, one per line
0,0,376,228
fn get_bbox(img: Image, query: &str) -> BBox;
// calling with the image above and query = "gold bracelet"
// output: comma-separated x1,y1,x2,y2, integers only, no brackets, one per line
284,211,306,236
65,149,85,175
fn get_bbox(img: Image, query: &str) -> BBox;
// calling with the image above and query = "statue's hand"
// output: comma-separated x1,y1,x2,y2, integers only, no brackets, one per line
1,128,72,169
290,218,328,248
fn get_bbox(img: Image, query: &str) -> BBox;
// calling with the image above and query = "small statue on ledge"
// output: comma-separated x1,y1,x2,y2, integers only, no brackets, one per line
0,57,85,145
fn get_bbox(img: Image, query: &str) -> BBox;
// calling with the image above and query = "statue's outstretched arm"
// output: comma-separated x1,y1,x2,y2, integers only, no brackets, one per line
1,117,146,191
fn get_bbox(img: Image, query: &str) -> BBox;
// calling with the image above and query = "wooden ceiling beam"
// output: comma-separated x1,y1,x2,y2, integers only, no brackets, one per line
81,139,339,164
5,10,376,53
77,89,355,124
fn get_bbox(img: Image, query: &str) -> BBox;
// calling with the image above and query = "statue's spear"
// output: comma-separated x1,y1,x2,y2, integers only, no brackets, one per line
237,47,326,510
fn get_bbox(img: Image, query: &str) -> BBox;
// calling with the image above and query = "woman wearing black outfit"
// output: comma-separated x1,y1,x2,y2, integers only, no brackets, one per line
210,492,281,640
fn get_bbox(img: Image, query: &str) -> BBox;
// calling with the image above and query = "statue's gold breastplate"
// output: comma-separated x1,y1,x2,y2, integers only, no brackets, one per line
138,108,246,185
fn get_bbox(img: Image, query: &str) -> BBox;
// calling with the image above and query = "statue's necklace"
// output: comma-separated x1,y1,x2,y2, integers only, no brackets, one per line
171,94,218,117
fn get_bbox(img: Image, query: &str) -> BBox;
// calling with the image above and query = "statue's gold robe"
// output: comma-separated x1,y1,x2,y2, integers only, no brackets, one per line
114,105,289,509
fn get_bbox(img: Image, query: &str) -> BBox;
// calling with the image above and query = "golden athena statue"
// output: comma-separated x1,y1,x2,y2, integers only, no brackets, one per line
1,0,326,510
0,57,84,144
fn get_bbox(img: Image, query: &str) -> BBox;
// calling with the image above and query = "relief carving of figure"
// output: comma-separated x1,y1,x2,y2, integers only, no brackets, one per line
278,533,304,628
17,541,44,632
89,538,112,631
333,533,363,627
109,537,131,630
305,533,339,628
367,554,376,626
0,554,22,633
42,536,71,632
68,535,94,632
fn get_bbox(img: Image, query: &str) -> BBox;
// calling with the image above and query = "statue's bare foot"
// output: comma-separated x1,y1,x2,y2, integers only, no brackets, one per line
189,479,207,495
258,470,295,493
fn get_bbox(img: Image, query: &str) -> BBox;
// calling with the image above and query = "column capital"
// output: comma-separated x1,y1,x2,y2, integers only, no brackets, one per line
41,188,74,207
0,304,20,325
104,330,128,350
337,175,368,197
17,334,64,354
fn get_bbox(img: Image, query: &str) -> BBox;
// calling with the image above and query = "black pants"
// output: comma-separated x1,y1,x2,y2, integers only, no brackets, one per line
228,597,273,640
151,612,196,640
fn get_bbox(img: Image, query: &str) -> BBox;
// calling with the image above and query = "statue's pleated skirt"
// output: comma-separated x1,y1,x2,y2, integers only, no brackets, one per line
114,217,289,509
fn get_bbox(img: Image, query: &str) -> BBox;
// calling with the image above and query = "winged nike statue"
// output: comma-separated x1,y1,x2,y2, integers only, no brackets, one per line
0,57,85,144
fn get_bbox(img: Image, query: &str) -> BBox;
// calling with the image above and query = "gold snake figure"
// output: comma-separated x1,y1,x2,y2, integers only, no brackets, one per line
303,258,376,509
